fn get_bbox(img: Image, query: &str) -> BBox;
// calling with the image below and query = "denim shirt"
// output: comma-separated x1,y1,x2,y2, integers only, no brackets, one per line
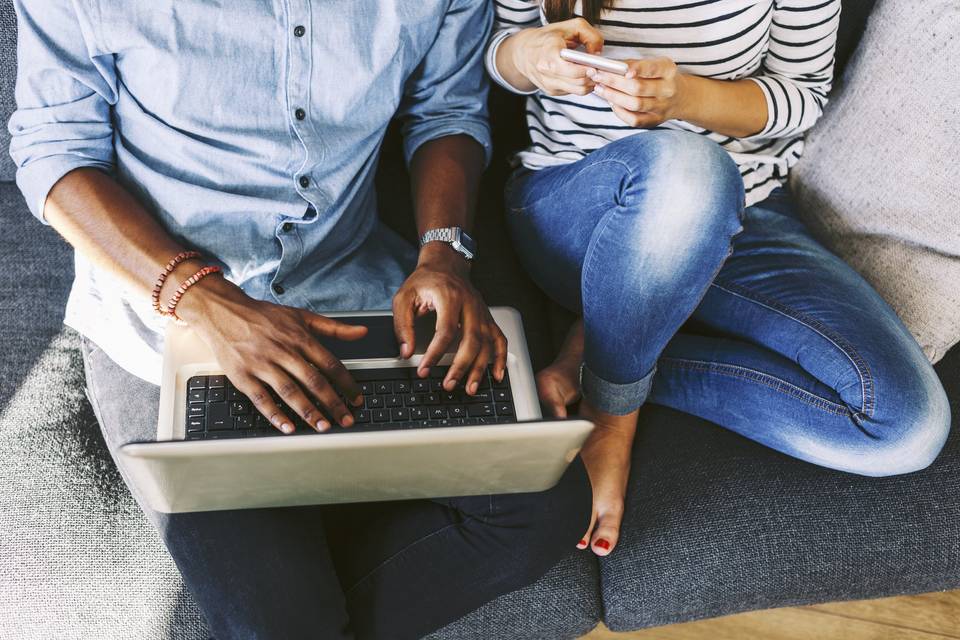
9,0,492,383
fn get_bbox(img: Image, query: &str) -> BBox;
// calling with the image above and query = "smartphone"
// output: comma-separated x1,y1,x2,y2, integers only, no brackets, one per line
559,49,629,75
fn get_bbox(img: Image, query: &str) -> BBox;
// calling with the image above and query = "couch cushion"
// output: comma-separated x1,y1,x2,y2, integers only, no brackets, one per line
791,0,960,362
600,347,960,631
0,0,16,182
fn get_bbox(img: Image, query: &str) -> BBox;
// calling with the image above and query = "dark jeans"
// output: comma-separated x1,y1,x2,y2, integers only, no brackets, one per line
82,338,592,640
506,130,950,477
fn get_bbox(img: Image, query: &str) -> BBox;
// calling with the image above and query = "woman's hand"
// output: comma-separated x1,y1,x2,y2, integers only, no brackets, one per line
177,276,366,434
499,18,605,96
590,56,691,128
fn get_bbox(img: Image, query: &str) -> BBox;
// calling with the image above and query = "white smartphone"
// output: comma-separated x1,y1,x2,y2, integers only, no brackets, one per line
559,49,629,75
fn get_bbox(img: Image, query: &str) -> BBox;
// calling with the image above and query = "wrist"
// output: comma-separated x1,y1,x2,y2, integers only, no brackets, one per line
670,73,701,123
174,273,244,326
418,241,471,277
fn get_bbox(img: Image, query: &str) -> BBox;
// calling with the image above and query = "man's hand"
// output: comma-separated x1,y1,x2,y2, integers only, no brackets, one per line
178,276,366,434
590,57,690,128
393,243,507,395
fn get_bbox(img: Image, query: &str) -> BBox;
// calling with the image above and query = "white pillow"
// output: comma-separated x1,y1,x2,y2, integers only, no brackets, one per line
791,0,960,363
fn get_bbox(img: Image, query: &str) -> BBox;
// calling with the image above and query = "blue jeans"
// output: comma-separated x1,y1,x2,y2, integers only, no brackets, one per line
506,130,951,477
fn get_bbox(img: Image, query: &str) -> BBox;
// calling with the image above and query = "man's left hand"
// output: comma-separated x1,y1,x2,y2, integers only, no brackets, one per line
393,243,508,395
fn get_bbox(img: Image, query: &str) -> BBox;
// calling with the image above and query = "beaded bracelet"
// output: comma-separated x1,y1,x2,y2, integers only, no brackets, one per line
152,251,201,316
162,265,223,322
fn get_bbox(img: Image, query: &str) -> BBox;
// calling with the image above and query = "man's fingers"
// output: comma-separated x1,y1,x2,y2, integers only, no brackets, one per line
391,290,417,360
300,341,362,407
492,330,508,382
236,375,296,435
463,338,493,396
286,354,356,428
419,300,458,377
443,326,481,390
265,368,329,433
304,312,369,341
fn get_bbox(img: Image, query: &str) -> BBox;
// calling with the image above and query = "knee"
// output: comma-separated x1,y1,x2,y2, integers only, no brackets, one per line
843,374,951,477
610,131,744,244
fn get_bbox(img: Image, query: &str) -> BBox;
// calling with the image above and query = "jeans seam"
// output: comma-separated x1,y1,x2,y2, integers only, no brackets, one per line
710,279,876,418
658,357,851,416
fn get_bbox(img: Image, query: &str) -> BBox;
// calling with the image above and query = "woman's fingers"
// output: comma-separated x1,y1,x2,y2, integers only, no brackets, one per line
555,17,604,53
589,70,671,99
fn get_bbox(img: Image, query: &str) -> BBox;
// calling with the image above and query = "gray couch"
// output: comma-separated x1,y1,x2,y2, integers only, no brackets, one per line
3,1,959,639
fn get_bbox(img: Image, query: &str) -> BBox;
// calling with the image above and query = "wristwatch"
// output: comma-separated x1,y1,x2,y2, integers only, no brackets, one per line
419,226,478,261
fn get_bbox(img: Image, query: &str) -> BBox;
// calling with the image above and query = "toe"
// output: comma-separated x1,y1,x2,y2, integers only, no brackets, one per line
590,506,623,557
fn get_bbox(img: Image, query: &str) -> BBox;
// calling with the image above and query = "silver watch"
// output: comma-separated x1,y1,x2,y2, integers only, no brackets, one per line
419,227,477,261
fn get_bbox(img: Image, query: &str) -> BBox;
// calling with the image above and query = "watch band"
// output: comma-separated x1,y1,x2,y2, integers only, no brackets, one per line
419,226,477,261
419,228,460,246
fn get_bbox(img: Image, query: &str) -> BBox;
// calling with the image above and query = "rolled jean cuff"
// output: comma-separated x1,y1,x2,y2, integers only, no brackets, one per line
579,363,656,416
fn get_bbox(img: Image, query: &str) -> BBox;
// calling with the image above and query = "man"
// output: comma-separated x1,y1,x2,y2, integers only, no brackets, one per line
9,1,590,637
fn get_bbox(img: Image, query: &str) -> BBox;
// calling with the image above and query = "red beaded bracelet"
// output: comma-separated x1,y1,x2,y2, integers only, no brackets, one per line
162,265,223,322
152,251,201,316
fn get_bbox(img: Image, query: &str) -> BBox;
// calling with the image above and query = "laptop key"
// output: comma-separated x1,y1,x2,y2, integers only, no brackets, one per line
208,375,226,388
188,376,207,390
375,382,392,394
391,408,409,422
429,407,447,419
366,396,383,409
186,432,205,440
467,404,494,417
235,415,254,430
493,389,511,403
404,394,422,406
208,387,226,403
207,403,232,430
373,409,390,422
412,380,430,393
386,395,403,408
448,405,466,418
187,418,204,433
466,390,493,403
496,403,514,416
230,400,250,416
188,404,205,417
188,389,205,403
354,409,370,424
410,407,427,420
424,393,440,405
394,380,410,393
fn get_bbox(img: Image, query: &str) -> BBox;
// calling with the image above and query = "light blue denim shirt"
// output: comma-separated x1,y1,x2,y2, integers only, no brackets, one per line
9,0,492,383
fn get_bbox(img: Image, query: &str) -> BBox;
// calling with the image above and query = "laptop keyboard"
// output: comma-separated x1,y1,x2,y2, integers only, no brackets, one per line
184,366,516,440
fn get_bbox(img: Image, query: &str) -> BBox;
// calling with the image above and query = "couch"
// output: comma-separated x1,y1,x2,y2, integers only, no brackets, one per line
3,1,959,638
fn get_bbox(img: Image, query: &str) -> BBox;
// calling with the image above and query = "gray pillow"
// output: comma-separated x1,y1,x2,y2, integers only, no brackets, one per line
791,0,960,363
0,0,17,182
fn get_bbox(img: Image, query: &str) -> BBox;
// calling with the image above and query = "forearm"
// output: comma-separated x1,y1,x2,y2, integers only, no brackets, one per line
43,168,227,315
408,134,485,270
675,74,768,139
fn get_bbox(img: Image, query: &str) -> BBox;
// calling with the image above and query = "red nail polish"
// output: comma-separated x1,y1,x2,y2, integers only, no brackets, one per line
594,539,610,550
577,539,587,547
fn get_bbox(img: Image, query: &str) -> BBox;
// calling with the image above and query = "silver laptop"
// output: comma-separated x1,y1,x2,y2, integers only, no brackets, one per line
118,307,593,513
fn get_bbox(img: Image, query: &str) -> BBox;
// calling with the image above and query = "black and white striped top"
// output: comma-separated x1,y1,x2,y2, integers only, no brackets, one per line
486,0,841,206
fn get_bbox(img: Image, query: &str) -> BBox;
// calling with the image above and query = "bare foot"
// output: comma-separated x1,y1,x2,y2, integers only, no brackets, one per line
576,402,638,557
536,319,585,417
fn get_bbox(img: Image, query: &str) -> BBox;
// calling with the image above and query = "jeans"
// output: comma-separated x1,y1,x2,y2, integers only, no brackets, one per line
506,130,951,477
81,341,592,640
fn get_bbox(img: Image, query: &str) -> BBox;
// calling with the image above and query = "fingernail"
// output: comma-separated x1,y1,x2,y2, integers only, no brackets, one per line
281,422,294,434
340,414,354,428
577,539,588,548
594,539,610,550
593,85,604,95
468,381,478,395
400,342,409,357
586,68,596,78
316,420,330,432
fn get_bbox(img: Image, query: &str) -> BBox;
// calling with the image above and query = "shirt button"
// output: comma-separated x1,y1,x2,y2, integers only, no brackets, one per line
294,25,306,37
273,283,285,295
295,108,306,121
282,222,293,232
299,176,310,188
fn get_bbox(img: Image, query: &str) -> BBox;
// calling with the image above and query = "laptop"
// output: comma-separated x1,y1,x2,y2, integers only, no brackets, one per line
118,307,593,513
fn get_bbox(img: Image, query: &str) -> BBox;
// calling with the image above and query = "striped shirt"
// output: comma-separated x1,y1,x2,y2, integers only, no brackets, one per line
485,0,841,207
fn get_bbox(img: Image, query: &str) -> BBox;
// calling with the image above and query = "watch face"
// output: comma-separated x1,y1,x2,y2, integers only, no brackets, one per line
456,231,477,260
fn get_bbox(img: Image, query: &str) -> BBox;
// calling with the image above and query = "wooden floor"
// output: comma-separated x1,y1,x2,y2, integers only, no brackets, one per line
582,590,960,639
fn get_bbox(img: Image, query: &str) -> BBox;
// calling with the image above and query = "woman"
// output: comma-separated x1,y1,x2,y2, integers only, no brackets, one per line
487,0,951,557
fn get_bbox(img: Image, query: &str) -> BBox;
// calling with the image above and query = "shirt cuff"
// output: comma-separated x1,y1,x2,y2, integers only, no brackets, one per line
15,154,114,223
741,77,779,141
402,118,493,168
485,29,539,95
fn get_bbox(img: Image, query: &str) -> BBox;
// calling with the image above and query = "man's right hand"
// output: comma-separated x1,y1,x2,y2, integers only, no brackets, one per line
177,276,366,434
507,18,605,96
